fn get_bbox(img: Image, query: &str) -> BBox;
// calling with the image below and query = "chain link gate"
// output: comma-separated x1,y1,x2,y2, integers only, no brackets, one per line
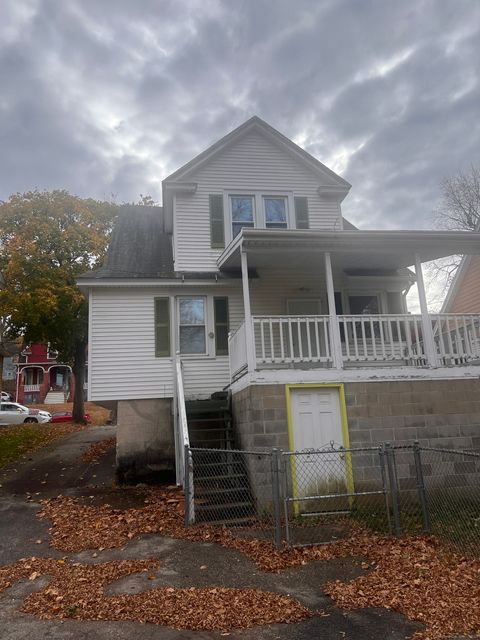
185,443,480,555
281,443,393,547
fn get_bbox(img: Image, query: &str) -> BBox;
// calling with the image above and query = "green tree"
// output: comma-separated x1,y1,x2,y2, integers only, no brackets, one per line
0,190,117,421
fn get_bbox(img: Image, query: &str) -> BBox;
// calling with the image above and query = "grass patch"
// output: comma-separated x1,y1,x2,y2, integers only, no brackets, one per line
0,423,84,468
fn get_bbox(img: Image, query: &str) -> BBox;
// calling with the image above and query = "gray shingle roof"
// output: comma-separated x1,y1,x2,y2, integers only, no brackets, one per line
81,205,175,279
80,205,241,281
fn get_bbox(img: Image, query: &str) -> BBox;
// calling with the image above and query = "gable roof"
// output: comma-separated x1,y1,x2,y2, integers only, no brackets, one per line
163,116,351,189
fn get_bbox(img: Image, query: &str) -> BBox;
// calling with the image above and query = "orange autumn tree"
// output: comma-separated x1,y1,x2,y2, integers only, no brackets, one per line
0,190,117,421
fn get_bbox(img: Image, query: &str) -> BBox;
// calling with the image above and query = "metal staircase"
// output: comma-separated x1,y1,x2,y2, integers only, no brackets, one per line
186,392,255,526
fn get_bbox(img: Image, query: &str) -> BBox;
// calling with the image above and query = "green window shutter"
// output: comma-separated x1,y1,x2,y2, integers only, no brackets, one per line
214,297,229,356
209,194,225,249
294,196,309,229
154,297,170,357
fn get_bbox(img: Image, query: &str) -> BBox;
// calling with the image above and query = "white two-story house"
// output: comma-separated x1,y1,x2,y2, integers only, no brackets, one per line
78,117,480,482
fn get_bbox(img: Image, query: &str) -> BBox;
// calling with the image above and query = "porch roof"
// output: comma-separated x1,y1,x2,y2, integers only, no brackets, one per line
217,229,480,271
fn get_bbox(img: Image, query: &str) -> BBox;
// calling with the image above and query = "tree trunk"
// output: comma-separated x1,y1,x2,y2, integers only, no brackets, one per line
72,338,87,423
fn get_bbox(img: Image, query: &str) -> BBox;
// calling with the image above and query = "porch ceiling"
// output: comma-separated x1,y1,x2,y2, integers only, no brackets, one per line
218,229,480,271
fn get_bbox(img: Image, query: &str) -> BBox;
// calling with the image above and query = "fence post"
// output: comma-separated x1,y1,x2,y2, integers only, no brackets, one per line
378,445,392,534
184,444,191,527
385,443,402,536
271,448,283,550
413,440,431,533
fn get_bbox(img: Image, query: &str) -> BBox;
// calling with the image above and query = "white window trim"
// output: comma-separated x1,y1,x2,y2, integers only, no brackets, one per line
223,190,294,245
177,295,208,357
263,195,289,229
229,194,256,241
175,295,222,359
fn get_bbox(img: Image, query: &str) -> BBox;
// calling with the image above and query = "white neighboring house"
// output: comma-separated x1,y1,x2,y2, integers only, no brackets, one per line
78,116,480,482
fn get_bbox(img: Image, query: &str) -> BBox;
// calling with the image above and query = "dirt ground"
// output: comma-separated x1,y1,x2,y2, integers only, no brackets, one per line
34,401,111,425
0,427,425,640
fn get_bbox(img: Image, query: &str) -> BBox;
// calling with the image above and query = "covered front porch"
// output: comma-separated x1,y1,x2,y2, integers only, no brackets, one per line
221,229,480,380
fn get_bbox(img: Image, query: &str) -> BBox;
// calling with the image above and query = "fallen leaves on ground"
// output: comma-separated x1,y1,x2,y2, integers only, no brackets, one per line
324,536,480,640
37,486,480,639
38,486,361,571
81,437,116,463
0,557,310,630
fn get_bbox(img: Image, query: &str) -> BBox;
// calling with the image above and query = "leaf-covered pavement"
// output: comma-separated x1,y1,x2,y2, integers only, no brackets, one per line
35,486,480,640
0,557,311,630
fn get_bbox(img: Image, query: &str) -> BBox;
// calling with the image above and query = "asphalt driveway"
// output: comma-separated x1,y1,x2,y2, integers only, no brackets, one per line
0,427,421,639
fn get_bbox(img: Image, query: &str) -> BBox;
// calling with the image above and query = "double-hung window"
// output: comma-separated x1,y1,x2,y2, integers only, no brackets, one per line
211,192,307,246
179,297,207,354
264,196,288,229
230,195,255,238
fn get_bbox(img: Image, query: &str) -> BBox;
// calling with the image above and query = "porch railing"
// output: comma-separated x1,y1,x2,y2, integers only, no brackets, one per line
228,313,480,377
23,384,41,392
228,321,248,379
431,313,480,363
252,315,332,365
338,314,426,364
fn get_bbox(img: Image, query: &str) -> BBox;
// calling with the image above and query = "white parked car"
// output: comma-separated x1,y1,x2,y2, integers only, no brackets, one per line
0,402,52,425
1,391,12,401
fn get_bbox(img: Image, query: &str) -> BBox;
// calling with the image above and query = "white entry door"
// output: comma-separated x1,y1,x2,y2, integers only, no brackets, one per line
290,387,344,451
290,387,348,507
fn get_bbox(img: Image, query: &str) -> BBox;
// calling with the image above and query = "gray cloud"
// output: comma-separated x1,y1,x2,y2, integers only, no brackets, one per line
0,0,478,229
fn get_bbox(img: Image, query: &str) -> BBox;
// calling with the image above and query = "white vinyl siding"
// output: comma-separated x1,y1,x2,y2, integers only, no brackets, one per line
174,130,343,271
181,358,231,397
249,269,329,316
89,286,244,402
89,288,174,401
247,268,408,317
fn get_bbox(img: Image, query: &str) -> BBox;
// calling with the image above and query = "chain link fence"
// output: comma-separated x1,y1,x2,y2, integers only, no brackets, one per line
185,443,480,556
185,447,278,541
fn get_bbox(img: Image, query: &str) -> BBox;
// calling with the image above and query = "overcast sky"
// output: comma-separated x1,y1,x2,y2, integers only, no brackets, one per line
1,0,479,232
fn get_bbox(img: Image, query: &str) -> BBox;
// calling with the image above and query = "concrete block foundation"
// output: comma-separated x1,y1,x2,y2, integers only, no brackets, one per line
232,379,480,451
116,398,175,483
232,379,480,494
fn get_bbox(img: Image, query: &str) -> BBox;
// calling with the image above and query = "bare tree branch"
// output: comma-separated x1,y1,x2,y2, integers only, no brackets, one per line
430,164,480,296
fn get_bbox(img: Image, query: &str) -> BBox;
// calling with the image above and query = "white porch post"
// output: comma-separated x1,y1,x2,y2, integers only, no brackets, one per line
324,252,343,369
414,253,438,368
241,248,256,372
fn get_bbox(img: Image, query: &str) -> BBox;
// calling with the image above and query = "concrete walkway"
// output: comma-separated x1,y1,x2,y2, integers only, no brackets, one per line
0,427,421,639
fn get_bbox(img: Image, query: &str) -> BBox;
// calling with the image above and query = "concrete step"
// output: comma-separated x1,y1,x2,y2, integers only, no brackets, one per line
44,391,65,404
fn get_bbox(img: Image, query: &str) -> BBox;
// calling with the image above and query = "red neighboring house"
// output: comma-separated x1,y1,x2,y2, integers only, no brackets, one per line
442,254,480,314
16,344,74,405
